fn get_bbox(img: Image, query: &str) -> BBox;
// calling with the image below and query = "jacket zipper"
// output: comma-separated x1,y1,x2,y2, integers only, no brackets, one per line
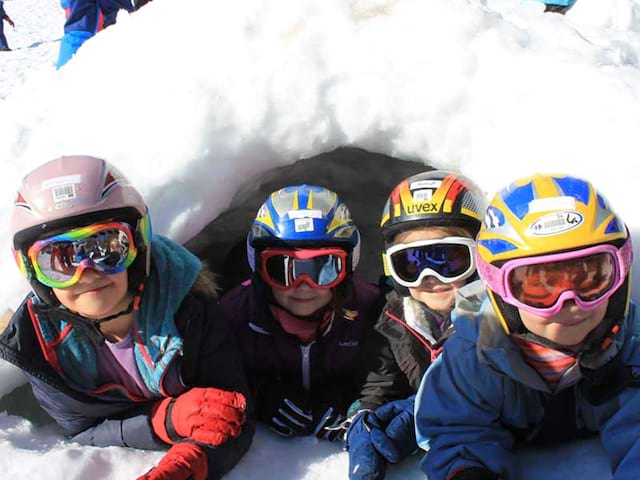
300,342,314,392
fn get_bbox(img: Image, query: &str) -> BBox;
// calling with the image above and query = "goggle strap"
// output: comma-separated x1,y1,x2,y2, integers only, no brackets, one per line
133,282,145,310
381,253,392,277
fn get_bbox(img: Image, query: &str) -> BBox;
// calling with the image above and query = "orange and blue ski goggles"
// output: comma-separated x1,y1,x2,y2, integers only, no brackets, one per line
260,247,349,290
25,222,138,289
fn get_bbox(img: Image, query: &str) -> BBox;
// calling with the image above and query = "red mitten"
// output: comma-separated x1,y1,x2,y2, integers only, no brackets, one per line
151,387,246,446
136,442,208,480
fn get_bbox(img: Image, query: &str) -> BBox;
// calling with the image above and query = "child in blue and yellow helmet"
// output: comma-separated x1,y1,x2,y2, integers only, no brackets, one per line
220,184,384,441
344,170,486,480
415,173,638,480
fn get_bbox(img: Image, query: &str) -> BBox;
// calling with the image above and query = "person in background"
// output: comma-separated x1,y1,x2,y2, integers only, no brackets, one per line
0,0,15,52
220,184,384,442
345,171,485,480
534,0,575,14
0,155,254,480
415,173,640,480
57,0,134,68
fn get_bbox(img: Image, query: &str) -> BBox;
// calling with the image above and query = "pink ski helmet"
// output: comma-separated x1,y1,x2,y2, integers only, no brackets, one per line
11,155,152,305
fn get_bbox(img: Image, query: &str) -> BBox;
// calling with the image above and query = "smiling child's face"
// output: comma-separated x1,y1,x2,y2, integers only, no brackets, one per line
518,299,608,347
394,226,471,313
53,268,131,319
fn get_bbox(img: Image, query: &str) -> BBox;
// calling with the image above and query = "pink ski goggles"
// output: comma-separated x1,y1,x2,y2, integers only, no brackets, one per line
477,239,633,317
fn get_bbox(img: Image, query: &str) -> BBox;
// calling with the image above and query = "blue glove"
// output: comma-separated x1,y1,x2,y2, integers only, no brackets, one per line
346,410,387,480
370,396,417,463
346,396,418,480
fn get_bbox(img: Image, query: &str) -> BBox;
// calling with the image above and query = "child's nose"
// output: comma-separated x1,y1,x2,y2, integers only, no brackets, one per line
78,267,101,281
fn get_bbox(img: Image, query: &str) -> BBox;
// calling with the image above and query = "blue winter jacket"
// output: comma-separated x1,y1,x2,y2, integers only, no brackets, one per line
0,236,254,480
415,280,640,480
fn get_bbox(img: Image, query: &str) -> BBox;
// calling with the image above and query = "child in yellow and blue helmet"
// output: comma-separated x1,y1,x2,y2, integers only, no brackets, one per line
220,184,384,441
345,170,486,480
415,173,638,480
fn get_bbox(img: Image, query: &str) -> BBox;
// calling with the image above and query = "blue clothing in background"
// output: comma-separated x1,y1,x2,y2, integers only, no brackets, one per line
531,0,576,6
0,1,10,50
57,0,134,68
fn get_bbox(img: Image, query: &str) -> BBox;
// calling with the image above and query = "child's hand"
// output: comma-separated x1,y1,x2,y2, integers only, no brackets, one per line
136,442,207,480
313,404,346,441
151,387,246,446
346,410,386,480
256,379,313,437
370,396,417,462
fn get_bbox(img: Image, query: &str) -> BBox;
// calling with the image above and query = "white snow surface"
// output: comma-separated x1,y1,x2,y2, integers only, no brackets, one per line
0,0,639,478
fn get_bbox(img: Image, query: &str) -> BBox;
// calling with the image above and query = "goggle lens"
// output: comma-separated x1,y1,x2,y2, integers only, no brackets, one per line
507,252,616,309
390,243,472,284
261,248,347,289
28,222,138,288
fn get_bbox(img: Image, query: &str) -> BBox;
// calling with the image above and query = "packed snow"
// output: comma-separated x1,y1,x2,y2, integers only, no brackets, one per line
1,0,639,478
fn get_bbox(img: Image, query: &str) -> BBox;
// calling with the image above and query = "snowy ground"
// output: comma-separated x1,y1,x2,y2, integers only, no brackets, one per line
0,0,61,100
1,0,640,478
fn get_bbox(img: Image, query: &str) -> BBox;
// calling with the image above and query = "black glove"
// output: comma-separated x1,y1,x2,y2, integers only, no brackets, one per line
451,467,501,480
311,384,353,441
313,403,347,441
256,379,313,437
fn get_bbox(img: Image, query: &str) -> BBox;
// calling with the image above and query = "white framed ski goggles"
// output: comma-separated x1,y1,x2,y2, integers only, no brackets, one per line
383,237,476,288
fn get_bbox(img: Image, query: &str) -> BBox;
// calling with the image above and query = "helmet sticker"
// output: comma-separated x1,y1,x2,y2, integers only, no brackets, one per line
410,180,442,190
42,175,82,205
528,196,576,214
41,174,81,191
412,189,433,203
288,209,323,219
529,211,583,236
51,184,77,204
295,218,314,232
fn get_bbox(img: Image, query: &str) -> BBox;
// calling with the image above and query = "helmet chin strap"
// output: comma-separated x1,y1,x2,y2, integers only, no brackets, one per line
32,292,140,345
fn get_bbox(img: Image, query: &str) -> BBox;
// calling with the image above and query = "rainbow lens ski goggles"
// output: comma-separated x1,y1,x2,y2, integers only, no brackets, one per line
26,221,138,289
477,240,633,317
260,248,349,290
384,237,476,288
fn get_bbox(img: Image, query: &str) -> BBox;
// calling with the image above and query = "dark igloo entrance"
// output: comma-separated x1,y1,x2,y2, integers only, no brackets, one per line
186,147,433,293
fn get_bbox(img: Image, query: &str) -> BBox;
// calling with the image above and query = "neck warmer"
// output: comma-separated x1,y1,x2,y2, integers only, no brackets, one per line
270,305,334,344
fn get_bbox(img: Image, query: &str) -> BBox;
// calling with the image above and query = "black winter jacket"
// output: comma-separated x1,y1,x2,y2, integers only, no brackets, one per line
354,291,454,411
220,275,384,422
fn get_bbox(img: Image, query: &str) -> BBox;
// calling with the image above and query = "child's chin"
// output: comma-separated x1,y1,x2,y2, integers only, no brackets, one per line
419,293,454,310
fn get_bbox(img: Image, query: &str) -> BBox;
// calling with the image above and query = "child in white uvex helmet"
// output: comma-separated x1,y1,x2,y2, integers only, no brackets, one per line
346,170,485,480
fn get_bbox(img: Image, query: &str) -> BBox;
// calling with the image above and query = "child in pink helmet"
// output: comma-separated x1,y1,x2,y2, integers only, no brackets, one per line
2,156,253,480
